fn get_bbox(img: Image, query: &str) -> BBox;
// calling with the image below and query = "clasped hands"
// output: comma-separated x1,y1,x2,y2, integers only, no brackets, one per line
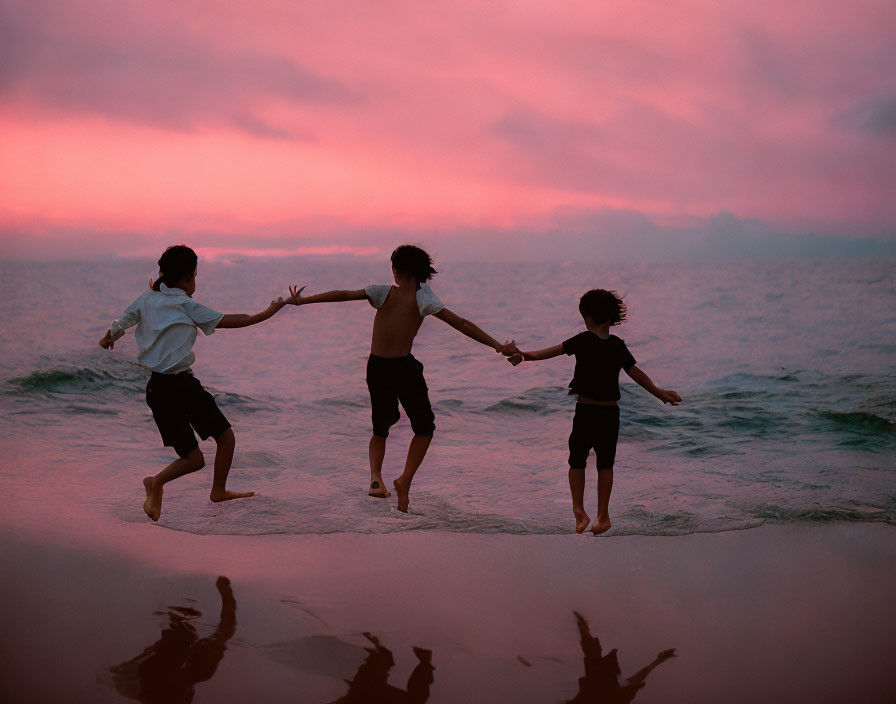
273,284,306,308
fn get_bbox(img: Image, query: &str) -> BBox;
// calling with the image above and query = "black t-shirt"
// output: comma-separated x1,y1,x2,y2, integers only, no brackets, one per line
562,331,636,401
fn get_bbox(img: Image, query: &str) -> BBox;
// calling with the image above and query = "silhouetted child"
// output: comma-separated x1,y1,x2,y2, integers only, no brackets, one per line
99,245,302,521
509,289,680,534
295,244,518,512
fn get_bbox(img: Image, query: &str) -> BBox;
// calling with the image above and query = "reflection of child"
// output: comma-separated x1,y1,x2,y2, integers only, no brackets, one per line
329,633,434,704
99,245,302,521
567,610,676,704
108,576,237,702
510,289,680,535
295,245,518,512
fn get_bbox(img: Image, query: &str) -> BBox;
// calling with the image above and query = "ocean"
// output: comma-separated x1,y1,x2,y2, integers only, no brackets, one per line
1,256,893,536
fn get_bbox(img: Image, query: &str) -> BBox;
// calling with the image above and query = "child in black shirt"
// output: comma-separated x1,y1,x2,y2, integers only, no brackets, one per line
509,289,680,535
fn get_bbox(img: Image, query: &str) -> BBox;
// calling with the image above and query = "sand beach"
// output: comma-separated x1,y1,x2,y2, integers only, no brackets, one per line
2,505,894,703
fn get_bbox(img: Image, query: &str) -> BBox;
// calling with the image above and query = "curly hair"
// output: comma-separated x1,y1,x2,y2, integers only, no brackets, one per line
578,289,627,325
152,245,198,291
391,244,437,282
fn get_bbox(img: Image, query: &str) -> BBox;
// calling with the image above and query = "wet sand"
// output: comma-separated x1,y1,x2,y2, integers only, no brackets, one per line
1,518,894,703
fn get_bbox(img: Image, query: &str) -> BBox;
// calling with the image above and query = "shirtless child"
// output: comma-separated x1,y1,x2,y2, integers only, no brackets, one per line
99,245,303,521
295,245,518,512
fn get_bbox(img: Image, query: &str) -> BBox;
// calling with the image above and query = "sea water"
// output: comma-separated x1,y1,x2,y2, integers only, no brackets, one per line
0,257,893,536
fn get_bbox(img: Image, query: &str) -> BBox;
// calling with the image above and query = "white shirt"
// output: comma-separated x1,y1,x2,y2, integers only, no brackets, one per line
109,284,223,374
364,282,445,316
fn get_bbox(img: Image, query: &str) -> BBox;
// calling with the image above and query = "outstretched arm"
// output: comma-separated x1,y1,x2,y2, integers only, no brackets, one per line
99,296,143,350
294,289,369,305
508,344,564,365
217,285,304,329
625,365,681,405
627,648,676,685
433,308,518,355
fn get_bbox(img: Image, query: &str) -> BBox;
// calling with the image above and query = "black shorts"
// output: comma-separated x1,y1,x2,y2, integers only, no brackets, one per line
568,403,620,469
366,354,435,438
146,371,231,458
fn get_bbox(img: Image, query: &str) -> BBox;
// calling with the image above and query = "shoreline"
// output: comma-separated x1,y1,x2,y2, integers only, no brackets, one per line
2,521,894,703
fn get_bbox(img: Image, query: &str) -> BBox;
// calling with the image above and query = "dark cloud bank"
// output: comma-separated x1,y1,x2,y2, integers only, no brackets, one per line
2,211,893,261
432,210,896,261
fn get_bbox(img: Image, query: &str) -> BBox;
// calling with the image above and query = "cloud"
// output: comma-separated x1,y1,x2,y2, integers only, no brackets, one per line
836,97,896,138
1,0,895,228
487,104,747,200
3,210,893,261
547,32,671,85
0,0,359,138
736,28,805,100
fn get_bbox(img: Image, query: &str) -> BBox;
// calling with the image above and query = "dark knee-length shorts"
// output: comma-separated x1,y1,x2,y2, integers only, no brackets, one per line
146,371,231,457
568,403,620,469
366,354,435,438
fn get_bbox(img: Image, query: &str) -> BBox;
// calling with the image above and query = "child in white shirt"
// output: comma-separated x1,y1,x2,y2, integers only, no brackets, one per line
100,245,302,521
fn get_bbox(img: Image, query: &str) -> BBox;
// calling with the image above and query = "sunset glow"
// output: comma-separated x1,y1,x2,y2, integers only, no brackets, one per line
1,0,895,257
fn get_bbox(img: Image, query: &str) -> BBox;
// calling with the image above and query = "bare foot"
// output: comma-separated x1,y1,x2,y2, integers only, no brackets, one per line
368,478,391,498
573,507,591,534
393,476,410,513
591,516,612,535
143,476,162,522
210,489,255,503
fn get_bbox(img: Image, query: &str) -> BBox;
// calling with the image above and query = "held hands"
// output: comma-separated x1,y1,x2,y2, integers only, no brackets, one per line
99,330,114,350
271,284,307,309
496,339,519,357
287,284,307,305
507,353,524,367
657,389,682,405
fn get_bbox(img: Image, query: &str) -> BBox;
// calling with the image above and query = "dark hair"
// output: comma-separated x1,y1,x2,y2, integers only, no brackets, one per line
152,245,198,291
390,244,437,282
579,289,627,325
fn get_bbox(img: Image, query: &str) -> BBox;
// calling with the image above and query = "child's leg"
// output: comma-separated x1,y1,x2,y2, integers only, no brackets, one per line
394,358,435,512
568,405,592,533
591,469,613,535
367,357,400,498
174,374,252,503
590,406,619,536
568,468,591,533
368,435,391,497
209,428,254,502
143,447,205,521
145,373,207,521
393,434,432,513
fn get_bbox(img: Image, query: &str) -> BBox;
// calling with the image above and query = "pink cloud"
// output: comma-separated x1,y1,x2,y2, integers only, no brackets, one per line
1,0,895,254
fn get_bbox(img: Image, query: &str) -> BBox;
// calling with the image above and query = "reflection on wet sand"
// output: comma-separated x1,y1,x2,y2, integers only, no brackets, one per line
565,610,675,704
106,576,236,704
328,632,434,704
102,582,669,704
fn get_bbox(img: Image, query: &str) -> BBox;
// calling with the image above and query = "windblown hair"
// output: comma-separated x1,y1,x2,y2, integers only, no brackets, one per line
391,244,437,282
578,289,627,325
152,245,198,291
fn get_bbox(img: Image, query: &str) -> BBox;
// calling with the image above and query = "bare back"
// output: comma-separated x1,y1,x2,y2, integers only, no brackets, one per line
369,285,425,357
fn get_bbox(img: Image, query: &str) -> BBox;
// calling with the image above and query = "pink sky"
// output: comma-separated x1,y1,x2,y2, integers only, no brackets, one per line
1,0,895,258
